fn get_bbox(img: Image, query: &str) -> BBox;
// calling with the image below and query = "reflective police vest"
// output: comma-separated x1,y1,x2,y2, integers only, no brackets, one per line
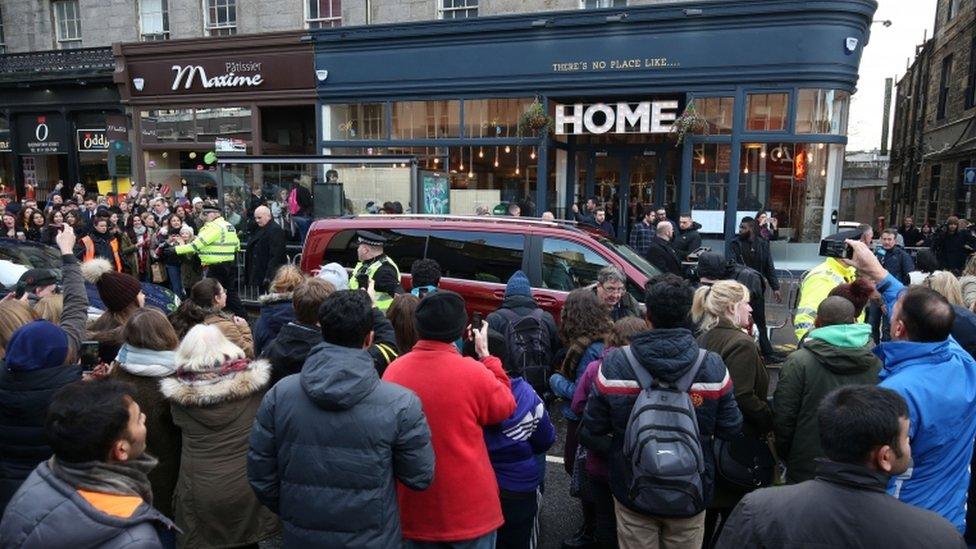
175,215,240,266
794,257,858,341
349,255,400,311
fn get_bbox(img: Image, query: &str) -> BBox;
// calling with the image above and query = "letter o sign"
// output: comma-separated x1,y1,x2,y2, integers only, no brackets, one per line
584,104,615,134
35,123,49,142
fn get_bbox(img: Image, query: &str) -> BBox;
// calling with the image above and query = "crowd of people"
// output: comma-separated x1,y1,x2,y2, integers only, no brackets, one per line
2,181,976,549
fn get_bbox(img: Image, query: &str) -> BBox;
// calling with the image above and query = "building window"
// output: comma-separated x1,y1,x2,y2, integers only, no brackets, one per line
323,104,386,141
938,54,953,120
307,0,341,28
53,0,82,49
692,97,733,134
140,0,170,40
463,98,533,139
581,0,627,8
796,89,850,134
745,93,788,132
439,0,478,19
392,101,460,139
928,164,942,223
948,0,960,23
967,38,976,110
204,0,237,36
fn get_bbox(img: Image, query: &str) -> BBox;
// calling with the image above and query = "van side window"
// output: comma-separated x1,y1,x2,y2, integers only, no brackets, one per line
327,229,428,271
542,238,609,291
426,230,524,284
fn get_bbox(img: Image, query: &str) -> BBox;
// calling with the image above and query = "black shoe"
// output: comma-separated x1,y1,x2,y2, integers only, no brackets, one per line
763,352,787,364
562,533,597,549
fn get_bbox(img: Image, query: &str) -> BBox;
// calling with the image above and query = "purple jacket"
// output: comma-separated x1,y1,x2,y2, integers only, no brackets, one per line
485,377,556,493
572,352,611,480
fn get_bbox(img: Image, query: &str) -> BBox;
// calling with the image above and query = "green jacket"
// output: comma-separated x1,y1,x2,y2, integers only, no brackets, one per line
773,323,881,483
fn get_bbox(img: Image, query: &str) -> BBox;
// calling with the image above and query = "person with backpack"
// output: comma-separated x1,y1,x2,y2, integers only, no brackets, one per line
487,270,560,396
583,274,743,549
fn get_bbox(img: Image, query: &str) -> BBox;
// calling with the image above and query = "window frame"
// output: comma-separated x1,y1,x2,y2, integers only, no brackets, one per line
140,0,170,41
438,0,479,20
203,0,237,37
967,37,976,110
305,0,341,29
425,229,526,284
540,237,610,291
53,0,82,49
580,0,627,8
938,54,953,120
948,0,960,23
744,92,790,133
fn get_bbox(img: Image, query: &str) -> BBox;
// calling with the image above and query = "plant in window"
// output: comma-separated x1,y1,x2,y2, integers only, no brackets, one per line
670,104,710,146
517,98,554,137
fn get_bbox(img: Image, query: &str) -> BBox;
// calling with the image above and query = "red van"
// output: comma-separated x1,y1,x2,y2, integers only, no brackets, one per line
300,215,661,321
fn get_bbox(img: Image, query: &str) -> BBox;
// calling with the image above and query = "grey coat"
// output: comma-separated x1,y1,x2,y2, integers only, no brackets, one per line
248,342,434,548
0,461,177,548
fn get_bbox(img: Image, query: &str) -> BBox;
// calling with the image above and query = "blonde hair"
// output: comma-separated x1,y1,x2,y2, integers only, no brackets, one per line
691,280,750,333
964,254,976,278
0,300,38,357
923,271,964,306
33,295,64,324
268,264,305,294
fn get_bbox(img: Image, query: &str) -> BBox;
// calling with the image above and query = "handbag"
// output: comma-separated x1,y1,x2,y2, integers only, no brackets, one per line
713,432,776,491
151,262,168,284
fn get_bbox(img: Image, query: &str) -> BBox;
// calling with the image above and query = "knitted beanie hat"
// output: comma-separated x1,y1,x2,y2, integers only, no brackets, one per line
6,320,68,372
414,290,468,343
505,270,532,298
81,258,142,313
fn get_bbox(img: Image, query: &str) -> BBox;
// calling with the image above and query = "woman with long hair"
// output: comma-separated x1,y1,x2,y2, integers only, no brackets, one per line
17,207,34,233
24,211,45,243
692,280,773,545
32,294,63,324
161,324,279,546
108,308,181,519
62,210,83,237
1,212,23,241
169,278,254,357
0,301,37,359
253,265,305,356
924,271,965,306
41,210,64,246
82,258,146,363
386,293,421,354
550,288,613,549
154,214,186,297
125,213,154,282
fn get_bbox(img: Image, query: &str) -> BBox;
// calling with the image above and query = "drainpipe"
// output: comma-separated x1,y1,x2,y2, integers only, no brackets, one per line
366,0,371,24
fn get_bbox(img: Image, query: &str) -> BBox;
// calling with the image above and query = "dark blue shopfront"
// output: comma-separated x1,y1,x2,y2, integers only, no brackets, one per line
311,0,876,244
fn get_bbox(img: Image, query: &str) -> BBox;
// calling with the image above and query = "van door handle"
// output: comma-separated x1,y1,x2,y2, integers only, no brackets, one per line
493,290,507,299
534,295,557,306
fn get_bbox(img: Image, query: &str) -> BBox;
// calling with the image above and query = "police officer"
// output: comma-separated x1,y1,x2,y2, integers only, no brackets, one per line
174,203,245,317
348,230,402,311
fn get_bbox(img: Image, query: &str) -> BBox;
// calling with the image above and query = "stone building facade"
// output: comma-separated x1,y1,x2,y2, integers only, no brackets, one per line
889,0,976,225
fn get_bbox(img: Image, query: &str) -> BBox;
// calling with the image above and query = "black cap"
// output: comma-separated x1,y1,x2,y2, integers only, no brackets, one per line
18,268,60,289
414,290,467,343
357,230,387,247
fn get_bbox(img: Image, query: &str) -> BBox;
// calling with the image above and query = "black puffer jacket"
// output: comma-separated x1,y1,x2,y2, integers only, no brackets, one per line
248,342,434,548
487,294,560,355
252,294,295,357
582,328,743,515
673,222,703,260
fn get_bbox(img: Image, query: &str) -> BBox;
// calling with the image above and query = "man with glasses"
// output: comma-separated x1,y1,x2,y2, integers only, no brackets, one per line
592,266,640,321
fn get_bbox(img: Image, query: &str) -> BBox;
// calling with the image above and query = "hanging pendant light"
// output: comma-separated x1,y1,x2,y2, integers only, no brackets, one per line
530,147,536,160
515,146,521,175
505,145,511,154
469,147,474,178
478,147,484,159
494,146,500,168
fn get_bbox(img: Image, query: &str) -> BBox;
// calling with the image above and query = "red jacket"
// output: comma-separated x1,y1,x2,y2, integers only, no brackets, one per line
383,340,516,542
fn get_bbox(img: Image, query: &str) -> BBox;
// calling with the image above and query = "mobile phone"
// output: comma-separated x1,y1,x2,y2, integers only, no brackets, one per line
417,286,429,298
80,340,100,372
356,273,370,290
472,312,483,331
818,239,853,259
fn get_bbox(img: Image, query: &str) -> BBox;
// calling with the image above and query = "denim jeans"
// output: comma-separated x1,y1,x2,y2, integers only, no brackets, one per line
403,531,497,549
166,264,184,298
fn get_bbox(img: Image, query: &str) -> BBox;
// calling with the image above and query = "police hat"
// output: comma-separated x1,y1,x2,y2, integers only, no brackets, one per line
357,230,387,247
201,204,221,214
18,268,60,289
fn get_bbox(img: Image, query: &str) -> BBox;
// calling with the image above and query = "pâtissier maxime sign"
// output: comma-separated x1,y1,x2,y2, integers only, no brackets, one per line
170,61,265,91
126,53,313,97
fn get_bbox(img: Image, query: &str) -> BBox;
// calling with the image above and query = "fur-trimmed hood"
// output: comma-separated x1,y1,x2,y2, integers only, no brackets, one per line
257,292,292,305
160,358,270,408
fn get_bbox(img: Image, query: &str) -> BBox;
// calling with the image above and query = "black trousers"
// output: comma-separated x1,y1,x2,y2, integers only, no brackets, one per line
205,261,247,318
752,296,775,356
498,490,539,549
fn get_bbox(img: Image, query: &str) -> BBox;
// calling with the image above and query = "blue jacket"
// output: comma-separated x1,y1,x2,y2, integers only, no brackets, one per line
484,378,556,493
253,295,296,357
550,342,605,421
876,246,915,286
875,274,976,533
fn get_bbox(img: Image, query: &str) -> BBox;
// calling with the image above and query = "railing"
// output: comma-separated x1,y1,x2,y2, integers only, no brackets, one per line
0,47,114,76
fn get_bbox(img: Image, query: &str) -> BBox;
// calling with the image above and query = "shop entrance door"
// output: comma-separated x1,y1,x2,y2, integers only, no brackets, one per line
584,147,676,241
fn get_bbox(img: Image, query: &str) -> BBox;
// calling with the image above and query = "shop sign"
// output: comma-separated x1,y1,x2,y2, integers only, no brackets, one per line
127,53,313,96
555,101,678,135
16,114,67,155
77,129,109,152
106,115,128,141
965,167,976,186
0,130,9,153
141,117,158,144
215,137,247,153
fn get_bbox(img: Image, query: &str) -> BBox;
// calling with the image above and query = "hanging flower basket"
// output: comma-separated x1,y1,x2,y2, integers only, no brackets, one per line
670,104,710,146
518,99,554,137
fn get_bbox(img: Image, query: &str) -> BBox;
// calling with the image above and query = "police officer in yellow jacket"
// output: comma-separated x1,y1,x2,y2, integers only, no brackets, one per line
174,203,246,316
348,230,402,311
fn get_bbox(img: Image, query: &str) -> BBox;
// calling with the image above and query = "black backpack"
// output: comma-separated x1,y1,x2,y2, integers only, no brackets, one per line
497,308,552,394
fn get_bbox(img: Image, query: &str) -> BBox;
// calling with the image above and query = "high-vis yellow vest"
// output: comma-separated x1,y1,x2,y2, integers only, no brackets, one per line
794,258,858,340
175,216,240,266
349,255,400,311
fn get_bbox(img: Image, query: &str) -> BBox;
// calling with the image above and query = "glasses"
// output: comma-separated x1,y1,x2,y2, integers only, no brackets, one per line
601,284,626,295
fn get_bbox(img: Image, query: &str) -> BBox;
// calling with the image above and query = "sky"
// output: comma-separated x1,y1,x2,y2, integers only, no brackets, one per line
847,0,938,152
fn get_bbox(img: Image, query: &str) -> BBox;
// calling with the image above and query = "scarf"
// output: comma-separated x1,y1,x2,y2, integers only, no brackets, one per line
132,225,147,237
116,344,177,377
176,357,251,385
49,453,157,504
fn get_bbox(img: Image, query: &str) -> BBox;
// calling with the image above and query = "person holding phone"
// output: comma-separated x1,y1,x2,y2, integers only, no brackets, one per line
0,226,89,515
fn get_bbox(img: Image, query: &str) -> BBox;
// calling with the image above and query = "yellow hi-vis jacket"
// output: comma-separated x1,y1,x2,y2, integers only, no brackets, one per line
794,258,858,341
349,255,401,311
175,215,240,266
